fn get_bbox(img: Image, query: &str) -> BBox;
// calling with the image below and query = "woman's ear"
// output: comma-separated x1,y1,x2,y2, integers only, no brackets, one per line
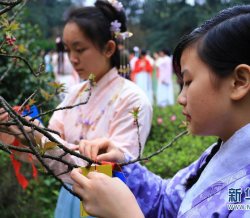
230,64,250,100
104,40,116,58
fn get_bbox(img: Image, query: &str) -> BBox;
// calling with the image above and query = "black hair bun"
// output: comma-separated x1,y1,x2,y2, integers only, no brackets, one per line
95,0,127,32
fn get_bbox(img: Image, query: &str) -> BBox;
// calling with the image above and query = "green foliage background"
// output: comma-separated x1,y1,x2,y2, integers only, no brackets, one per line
0,5,61,217
0,20,60,119
143,106,216,178
122,0,250,52
0,151,60,218
0,0,248,216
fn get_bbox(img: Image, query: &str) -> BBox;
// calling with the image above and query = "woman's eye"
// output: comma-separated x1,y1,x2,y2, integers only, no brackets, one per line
76,48,85,53
184,81,192,86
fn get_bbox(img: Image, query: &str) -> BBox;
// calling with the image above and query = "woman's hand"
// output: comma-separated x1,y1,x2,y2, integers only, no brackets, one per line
0,107,43,145
0,107,22,140
0,108,15,143
0,107,10,131
71,168,144,218
79,138,125,163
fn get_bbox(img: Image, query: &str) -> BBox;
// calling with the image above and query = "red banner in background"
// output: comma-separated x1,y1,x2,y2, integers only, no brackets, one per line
10,137,38,190
10,106,39,189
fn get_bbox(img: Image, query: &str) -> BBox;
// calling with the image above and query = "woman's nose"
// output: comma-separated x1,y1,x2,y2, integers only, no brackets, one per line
177,89,187,106
69,53,79,65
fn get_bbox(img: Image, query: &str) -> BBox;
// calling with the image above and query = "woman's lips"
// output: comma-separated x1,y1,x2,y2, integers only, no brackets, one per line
186,115,191,122
183,112,191,122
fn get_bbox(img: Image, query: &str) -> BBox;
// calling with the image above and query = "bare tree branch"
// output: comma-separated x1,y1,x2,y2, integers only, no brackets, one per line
0,53,41,77
19,89,39,112
121,130,188,166
8,0,27,23
29,86,93,121
0,63,14,83
0,0,22,16
0,140,11,154
0,0,23,6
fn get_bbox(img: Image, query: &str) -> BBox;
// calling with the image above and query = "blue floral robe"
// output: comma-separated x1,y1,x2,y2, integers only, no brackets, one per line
123,124,250,218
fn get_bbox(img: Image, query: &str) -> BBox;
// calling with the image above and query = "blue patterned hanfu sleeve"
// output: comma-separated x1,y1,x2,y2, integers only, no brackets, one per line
122,146,213,218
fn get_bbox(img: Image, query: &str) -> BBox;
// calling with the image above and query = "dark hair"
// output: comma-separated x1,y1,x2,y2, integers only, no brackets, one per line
162,48,171,56
173,5,250,190
64,0,127,69
140,49,147,56
173,5,250,79
185,138,222,190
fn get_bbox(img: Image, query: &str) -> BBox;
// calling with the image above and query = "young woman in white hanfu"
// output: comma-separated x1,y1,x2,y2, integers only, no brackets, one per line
0,1,152,217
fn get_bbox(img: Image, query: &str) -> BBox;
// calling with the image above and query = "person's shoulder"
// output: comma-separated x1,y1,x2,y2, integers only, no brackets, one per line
166,55,172,62
62,81,86,103
67,81,85,93
122,78,143,94
120,78,152,106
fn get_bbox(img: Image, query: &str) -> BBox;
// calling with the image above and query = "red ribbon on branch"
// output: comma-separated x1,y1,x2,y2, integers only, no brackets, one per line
9,106,38,189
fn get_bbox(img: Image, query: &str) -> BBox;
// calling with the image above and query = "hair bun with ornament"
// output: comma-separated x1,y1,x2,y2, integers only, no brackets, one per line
95,0,127,32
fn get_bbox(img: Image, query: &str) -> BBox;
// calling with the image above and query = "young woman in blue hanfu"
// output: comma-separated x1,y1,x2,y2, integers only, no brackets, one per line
70,4,250,218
